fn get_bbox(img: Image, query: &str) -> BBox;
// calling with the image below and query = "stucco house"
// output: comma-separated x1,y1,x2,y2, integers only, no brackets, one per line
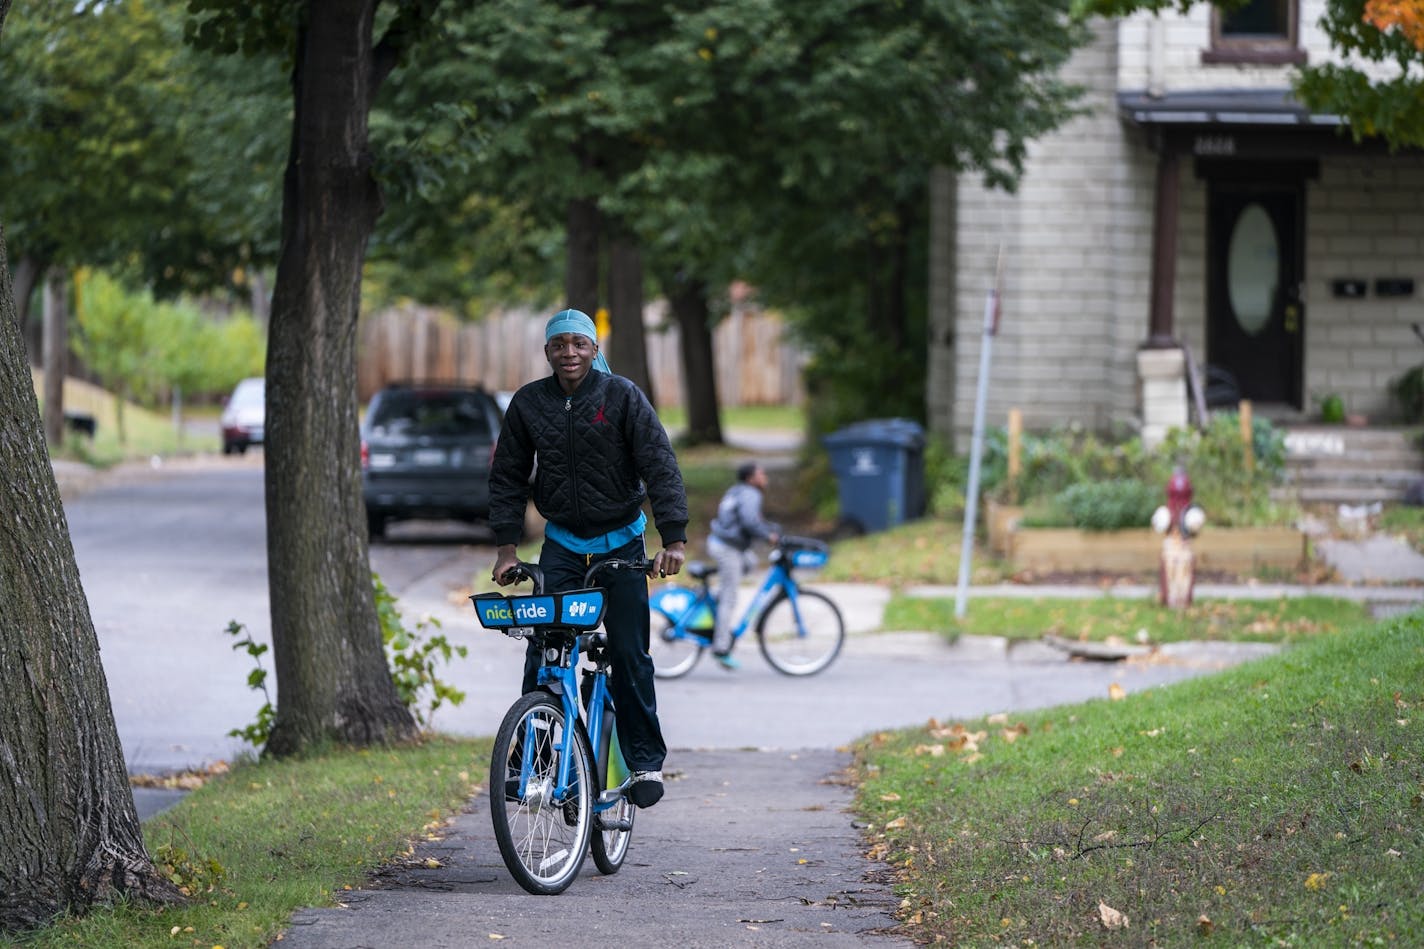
928,1,1424,453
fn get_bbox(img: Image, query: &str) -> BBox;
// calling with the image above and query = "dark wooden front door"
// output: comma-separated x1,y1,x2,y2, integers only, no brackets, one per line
1207,180,1305,408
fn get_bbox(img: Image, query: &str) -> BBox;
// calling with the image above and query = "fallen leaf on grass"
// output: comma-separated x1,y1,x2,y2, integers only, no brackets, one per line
1108,683,1126,701
1098,901,1129,930
1197,914,1214,935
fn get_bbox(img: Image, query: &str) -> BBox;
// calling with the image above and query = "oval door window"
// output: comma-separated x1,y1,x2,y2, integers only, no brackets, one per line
1227,203,1278,336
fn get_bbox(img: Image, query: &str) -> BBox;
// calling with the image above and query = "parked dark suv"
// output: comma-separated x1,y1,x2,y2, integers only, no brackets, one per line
360,382,504,538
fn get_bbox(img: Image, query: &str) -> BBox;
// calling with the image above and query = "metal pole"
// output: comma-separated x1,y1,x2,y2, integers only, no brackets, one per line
955,252,1003,619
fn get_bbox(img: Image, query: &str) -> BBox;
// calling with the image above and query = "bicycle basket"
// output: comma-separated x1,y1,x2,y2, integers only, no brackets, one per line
470,588,606,631
780,536,829,569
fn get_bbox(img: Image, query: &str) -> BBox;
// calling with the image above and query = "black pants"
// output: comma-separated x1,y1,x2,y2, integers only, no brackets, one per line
522,536,667,773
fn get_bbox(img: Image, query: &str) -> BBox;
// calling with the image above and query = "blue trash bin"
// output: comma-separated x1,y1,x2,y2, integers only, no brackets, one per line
822,418,927,534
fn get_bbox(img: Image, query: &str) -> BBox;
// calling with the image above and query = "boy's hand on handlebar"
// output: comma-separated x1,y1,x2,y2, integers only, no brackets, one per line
491,546,521,586
651,541,686,578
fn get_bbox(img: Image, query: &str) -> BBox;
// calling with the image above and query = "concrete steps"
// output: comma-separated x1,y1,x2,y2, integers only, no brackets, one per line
1281,426,1424,505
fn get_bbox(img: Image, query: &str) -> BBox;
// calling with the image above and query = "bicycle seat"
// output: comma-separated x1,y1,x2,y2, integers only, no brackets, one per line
687,561,717,580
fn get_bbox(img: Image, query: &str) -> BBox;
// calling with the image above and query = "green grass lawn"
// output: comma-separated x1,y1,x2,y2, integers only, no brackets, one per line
852,612,1424,944
1379,504,1424,555
32,369,219,466
24,738,489,949
885,594,1374,645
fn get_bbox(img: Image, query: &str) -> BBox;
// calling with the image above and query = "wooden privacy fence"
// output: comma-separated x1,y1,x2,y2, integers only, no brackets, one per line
357,302,806,408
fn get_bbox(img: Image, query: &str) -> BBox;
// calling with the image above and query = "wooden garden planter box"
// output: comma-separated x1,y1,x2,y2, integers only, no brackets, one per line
987,503,1306,574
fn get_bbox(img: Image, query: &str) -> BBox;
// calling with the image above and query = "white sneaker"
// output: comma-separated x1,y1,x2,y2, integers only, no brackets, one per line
628,770,664,808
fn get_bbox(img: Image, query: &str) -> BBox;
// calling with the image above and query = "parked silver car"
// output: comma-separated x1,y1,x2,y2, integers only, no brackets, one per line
360,382,503,539
220,377,265,455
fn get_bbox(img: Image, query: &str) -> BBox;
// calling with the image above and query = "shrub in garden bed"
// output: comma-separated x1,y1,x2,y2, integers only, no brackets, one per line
984,412,1296,529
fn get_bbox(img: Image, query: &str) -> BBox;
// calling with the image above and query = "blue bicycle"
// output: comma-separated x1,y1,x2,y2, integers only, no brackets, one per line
648,535,845,677
470,556,649,895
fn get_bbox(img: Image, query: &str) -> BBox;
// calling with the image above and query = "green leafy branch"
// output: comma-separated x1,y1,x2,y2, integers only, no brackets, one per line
373,572,468,728
226,573,470,749
223,619,276,748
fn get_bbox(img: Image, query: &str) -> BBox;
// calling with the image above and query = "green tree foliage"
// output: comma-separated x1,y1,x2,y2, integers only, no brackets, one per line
1295,0,1424,148
71,271,265,442
0,0,286,297
366,0,1087,442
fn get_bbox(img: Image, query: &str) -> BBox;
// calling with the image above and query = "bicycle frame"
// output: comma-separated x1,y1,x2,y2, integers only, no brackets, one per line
522,636,627,811
651,556,798,647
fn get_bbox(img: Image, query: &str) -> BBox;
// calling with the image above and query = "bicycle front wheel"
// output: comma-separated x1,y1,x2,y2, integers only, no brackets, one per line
756,588,845,676
649,612,704,679
590,702,635,875
489,692,594,894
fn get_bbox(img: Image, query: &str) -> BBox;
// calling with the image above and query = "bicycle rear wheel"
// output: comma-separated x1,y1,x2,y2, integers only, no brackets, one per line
649,612,704,679
756,588,845,676
489,692,593,894
590,701,635,874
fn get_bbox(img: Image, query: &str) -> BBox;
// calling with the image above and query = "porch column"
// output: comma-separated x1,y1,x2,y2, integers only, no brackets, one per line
1147,148,1180,348
1139,147,1187,448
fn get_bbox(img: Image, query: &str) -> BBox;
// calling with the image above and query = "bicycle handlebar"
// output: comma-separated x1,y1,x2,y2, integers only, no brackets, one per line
497,561,544,590
498,557,656,592
774,534,828,553
583,557,655,587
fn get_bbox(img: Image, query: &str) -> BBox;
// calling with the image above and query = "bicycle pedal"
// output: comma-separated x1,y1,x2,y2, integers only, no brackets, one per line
596,815,634,832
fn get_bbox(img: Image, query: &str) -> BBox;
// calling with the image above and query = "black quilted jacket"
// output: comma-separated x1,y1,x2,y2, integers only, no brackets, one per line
489,371,688,549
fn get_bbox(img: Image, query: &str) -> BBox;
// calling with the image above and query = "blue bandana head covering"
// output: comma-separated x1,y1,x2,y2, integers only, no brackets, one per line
545,308,611,374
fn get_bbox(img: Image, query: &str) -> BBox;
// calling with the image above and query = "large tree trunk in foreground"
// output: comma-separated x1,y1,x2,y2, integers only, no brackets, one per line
662,268,723,446
607,231,654,405
263,2,416,756
0,227,182,930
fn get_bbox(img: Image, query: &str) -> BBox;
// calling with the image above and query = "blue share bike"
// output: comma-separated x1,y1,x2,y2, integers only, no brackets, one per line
470,556,650,895
647,534,845,678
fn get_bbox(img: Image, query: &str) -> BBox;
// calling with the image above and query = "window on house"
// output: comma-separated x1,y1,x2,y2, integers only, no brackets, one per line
1202,0,1306,64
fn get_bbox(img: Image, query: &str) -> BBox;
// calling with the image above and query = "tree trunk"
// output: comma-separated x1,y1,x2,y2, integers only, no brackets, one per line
0,227,183,931
607,231,654,405
564,195,600,313
249,268,271,330
11,255,40,362
41,269,66,445
662,268,723,445
263,2,416,757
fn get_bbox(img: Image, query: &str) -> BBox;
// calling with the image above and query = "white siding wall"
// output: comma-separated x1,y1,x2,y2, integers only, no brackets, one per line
934,9,1424,443
950,23,1156,441
1305,157,1424,419
1118,1,1396,95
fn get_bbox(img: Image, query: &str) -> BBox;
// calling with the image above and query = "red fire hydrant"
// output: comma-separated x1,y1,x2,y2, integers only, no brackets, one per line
1152,466,1206,608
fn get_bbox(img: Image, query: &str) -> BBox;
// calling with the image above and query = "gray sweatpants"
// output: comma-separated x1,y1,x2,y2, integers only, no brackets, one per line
706,534,755,654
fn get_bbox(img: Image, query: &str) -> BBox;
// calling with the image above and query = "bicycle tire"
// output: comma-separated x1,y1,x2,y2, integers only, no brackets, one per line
649,611,703,679
590,700,635,874
488,691,594,894
756,588,845,676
